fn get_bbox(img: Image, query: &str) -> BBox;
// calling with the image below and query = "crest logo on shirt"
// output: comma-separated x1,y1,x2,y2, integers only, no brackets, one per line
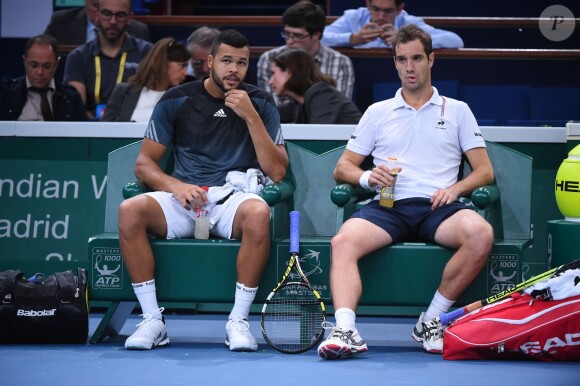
213,109,227,118
435,119,446,129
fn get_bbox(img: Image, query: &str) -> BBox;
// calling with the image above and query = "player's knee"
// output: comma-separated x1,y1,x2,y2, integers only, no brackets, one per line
330,231,357,262
241,201,271,233
330,232,343,251
469,219,494,253
118,198,144,235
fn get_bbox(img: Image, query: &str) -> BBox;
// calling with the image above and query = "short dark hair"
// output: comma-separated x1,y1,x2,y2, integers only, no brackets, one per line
24,34,60,59
282,0,326,36
391,24,433,57
210,29,249,56
98,0,132,10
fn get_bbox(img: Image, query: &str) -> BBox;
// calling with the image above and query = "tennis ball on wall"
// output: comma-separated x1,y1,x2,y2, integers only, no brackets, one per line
555,144,580,221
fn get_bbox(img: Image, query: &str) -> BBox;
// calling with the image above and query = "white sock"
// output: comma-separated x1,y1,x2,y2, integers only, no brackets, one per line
228,282,258,320
132,279,161,319
334,307,356,331
424,290,455,321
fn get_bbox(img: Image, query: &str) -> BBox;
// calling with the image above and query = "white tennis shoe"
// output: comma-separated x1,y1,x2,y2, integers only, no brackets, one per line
125,307,169,350
412,312,444,353
317,325,368,359
225,317,258,351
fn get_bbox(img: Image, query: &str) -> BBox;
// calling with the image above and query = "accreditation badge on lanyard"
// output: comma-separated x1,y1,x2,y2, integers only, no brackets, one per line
94,52,127,105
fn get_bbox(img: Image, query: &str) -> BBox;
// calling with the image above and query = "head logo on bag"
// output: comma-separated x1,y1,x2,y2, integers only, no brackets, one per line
520,333,580,355
16,308,57,317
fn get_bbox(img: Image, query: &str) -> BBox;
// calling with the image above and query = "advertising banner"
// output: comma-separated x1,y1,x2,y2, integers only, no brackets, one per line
0,159,107,273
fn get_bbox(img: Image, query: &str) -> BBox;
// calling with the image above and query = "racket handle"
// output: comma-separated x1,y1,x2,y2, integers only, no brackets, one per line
440,307,467,325
440,300,483,325
289,211,300,254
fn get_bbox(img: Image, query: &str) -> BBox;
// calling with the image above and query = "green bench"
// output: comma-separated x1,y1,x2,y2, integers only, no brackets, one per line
88,140,533,342
88,141,345,343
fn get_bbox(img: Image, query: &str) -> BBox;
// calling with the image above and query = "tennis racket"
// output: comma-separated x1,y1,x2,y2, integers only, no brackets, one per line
440,258,580,325
261,210,326,354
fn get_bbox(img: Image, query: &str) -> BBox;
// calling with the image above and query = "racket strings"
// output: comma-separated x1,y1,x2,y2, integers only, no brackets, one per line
262,283,324,352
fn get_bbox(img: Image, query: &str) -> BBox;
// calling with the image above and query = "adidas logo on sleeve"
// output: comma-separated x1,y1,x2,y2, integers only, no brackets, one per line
213,109,227,118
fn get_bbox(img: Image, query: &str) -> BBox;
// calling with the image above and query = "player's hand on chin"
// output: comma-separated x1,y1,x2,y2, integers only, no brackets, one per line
226,89,256,121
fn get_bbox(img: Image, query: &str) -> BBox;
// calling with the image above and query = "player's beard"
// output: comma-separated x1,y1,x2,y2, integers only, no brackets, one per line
211,71,243,94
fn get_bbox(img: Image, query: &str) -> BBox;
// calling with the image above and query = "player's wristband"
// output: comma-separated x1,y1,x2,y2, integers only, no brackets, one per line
359,170,372,191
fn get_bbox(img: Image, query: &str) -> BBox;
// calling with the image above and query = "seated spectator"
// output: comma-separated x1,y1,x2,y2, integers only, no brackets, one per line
183,26,220,83
44,0,150,45
64,0,153,119
102,38,189,122
269,48,362,124
0,35,87,121
321,0,463,49
257,0,355,118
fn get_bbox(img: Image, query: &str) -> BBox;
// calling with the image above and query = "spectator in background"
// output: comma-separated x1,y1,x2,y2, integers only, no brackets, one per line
321,0,463,49
257,1,355,122
44,0,150,45
269,48,362,124
64,0,153,119
102,38,189,122
0,35,87,121
184,26,220,83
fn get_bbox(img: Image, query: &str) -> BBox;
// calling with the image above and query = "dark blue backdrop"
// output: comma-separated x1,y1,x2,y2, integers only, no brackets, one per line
1,0,579,113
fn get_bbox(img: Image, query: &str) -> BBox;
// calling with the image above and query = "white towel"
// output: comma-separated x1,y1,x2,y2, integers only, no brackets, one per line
207,168,269,204
525,268,580,300
205,168,271,239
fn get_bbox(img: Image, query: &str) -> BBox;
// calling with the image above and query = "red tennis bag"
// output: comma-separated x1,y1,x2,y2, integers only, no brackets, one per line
443,293,580,361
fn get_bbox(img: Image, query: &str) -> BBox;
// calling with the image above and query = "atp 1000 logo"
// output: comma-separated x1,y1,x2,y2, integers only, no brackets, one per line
91,247,123,289
487,254,519,294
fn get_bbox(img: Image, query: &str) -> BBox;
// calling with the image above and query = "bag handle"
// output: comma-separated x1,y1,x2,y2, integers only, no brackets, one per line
55,270,76,303
76,267,87,290
0,270,24,303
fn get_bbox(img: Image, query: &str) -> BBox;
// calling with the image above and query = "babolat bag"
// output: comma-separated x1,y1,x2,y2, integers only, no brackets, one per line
0,268,88,344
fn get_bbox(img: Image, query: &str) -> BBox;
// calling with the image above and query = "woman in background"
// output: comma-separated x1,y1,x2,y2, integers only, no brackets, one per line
268,48,362,124
102,38,189,122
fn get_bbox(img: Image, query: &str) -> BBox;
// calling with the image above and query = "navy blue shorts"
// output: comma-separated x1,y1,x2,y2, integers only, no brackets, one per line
351,198,470,243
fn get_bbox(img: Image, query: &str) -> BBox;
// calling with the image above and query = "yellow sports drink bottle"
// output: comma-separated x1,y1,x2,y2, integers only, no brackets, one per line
379,156,398,208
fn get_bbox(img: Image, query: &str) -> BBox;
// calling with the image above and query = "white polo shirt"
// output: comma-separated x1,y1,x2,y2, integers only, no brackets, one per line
347,87,486,200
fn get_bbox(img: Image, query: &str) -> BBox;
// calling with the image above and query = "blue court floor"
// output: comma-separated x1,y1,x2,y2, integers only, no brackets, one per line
0,312,577,386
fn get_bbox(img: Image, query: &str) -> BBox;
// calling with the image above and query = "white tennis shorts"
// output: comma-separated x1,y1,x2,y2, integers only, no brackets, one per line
144,191,267,240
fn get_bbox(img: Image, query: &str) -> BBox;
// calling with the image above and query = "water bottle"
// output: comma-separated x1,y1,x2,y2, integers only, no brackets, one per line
194,186,210,240
379,156,398,208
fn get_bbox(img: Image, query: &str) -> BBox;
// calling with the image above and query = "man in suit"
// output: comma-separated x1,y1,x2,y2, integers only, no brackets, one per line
44,0,150,45
0,35,88,121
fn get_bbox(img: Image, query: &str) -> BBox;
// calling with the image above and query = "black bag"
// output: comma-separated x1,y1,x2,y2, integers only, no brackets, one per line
0,268,88,344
